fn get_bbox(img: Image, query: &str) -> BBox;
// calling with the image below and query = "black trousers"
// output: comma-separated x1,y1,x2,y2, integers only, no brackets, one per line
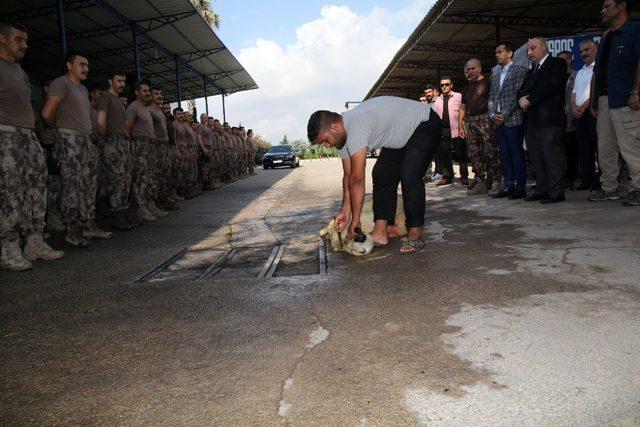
563,130,578,184
372,111,442,228
525,123,565,197
437,129,468,180
575,113,598,189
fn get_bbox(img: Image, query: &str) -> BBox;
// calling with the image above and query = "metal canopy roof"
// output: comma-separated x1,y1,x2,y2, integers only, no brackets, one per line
2,0,258,103
365,0,609,100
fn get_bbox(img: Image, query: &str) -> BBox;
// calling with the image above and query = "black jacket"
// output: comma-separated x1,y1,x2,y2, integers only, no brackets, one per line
516,56,568,127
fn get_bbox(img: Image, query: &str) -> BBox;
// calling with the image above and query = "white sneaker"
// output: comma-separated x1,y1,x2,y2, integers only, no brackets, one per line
138,205,157,222
23,232,65,261
148,202,168,218
83,222,113,239
1,238,33,271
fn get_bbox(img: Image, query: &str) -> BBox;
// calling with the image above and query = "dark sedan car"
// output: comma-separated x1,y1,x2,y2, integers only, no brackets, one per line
262,145,300,169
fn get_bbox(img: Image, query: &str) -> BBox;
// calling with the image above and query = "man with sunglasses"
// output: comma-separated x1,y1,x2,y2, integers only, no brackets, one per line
433,78,468,187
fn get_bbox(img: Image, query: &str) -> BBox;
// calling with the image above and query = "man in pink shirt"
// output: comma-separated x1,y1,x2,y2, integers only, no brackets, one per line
433,77,469,187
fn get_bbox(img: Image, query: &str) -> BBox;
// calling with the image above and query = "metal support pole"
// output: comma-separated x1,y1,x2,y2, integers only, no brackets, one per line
221,93,226,123
495,18,501,45
56,0,67,73
203,76,209,116
175,56,182,108
131,24,141,82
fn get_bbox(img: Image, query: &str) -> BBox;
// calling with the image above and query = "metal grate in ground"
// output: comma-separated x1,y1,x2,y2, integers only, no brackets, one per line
135,241,328,283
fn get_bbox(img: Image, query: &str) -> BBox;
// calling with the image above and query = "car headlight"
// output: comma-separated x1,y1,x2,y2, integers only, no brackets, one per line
285,154,294,159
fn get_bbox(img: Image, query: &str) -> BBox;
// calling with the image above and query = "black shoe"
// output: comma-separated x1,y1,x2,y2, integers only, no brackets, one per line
540,194,566,204
508,191,527,200
491,189,513,199
524,193,546,202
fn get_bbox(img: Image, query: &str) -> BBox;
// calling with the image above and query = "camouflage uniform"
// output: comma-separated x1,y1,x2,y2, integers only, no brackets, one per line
465,115,502,184
102,134,131,212
247,136,256,175
54,131,98,226
0,128,47,241
130,137,152,206
148,140,161,201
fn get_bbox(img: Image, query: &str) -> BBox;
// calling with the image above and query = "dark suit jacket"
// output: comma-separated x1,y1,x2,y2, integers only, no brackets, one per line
516,56,568,127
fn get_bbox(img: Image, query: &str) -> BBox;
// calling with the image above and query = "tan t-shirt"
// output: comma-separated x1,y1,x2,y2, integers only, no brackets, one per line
0,58,34,128
183,123,196,145
196,124,213,146
149,106,168,142
48,75,92,134
125,100,155,139
96,91,127,136
174,120,187,145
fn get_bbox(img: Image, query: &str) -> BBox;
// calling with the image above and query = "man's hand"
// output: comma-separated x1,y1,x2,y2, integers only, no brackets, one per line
347,219,361,240
628,94,640,111
491,114,504,126
591,107,598,118
459,124,466,139
519,96,531,110
572,107,584,120
334,208,351,232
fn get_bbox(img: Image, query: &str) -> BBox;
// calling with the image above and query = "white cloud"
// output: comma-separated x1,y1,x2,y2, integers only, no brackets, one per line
196,1,433,144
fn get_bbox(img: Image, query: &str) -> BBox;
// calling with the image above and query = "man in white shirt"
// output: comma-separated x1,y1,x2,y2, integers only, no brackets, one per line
571,39,598,191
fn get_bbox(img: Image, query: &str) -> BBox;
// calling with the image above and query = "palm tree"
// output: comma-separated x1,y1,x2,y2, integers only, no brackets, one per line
191,0,221,29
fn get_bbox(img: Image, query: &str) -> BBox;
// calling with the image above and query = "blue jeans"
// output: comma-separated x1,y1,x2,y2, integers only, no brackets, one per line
495,124,526,192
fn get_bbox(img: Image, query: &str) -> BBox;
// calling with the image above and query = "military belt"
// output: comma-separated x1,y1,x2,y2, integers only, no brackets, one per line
465,113,489,122
57,127,89,137
0,124,33,135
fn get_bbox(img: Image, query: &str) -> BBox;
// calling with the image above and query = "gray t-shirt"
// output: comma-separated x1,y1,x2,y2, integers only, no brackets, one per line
48,75,92,134
96,91,127,136
0,58,34,128
149,106,169,142
338,96,432,159
125,100,155,139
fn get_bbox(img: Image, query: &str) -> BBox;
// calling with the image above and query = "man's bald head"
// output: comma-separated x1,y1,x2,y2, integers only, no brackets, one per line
464,58,483,82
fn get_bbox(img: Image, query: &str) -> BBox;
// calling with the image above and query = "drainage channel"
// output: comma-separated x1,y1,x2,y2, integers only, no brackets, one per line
136,241,328,283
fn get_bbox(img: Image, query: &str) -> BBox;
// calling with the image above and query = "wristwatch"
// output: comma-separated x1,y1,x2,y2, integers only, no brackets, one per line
631,90,640,96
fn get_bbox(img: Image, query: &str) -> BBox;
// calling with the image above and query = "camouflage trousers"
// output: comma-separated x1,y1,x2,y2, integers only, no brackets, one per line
158,143,174,198
102,134,132,212
187,145,198,186
248,150,256,174
47,175,61,218
55,130,97,226
147,140,162,201
210,149,222,183
0,128,47,241
130,138,152,206
199,145,213,185
465,116,502,184
173,144,187,189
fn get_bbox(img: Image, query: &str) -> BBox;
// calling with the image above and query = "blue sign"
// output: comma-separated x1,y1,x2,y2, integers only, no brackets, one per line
547,34,602,70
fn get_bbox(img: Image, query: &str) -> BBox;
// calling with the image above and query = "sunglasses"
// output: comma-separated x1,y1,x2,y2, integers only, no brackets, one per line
440,83,451,87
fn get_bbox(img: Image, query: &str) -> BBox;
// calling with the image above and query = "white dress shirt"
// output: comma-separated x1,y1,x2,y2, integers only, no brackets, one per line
572,62,595,107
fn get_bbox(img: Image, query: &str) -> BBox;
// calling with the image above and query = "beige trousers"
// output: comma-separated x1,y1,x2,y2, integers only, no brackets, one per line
597,96,640,192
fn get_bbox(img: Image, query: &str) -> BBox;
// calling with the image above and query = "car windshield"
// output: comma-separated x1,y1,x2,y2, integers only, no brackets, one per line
267,145,293,154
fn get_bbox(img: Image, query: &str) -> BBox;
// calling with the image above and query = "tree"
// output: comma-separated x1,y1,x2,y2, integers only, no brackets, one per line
280,135,290,146
291,139,310,157
191,0,221,29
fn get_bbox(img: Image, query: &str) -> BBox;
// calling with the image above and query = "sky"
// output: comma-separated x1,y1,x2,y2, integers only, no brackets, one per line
192,0,435,144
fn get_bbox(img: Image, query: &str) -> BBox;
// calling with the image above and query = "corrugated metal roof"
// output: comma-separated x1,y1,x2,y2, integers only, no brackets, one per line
365,0,612,100
2,0,257,102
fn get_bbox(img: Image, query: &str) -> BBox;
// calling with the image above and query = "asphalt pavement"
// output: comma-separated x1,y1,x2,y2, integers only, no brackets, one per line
1,159,639,425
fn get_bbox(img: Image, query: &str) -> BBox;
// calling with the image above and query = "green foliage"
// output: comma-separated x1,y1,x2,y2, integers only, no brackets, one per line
289,138,338,159
280,134,290,146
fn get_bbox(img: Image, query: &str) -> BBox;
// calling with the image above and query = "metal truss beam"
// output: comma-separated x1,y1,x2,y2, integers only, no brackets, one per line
396,61,464,72
2,0,94,21
413,42,495,56
91,0,225,94
440,14,601,29
90,54,174,76
30,43,155,71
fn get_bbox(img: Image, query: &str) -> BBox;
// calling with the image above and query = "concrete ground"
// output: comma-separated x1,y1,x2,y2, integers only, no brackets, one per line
1,159,639,425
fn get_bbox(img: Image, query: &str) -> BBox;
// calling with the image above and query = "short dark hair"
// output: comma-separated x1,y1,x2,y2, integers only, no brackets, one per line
558,50,573,58
65,50,88,65
134,80,150,92
439,76,453,83
0,21,28,36
424,83,437,90
108,71,126,80
497,41,515,52
89,82,106,92
173,107,183,114
307,110,341,144
613,0,629,12
150,86,161,93
162,101,171,106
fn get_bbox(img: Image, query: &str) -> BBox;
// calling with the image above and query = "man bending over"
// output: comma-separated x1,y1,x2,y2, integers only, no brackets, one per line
307,96,442,254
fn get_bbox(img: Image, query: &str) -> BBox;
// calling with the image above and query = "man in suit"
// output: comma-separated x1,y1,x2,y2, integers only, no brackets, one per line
488,41,529,199
516,37,569,203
